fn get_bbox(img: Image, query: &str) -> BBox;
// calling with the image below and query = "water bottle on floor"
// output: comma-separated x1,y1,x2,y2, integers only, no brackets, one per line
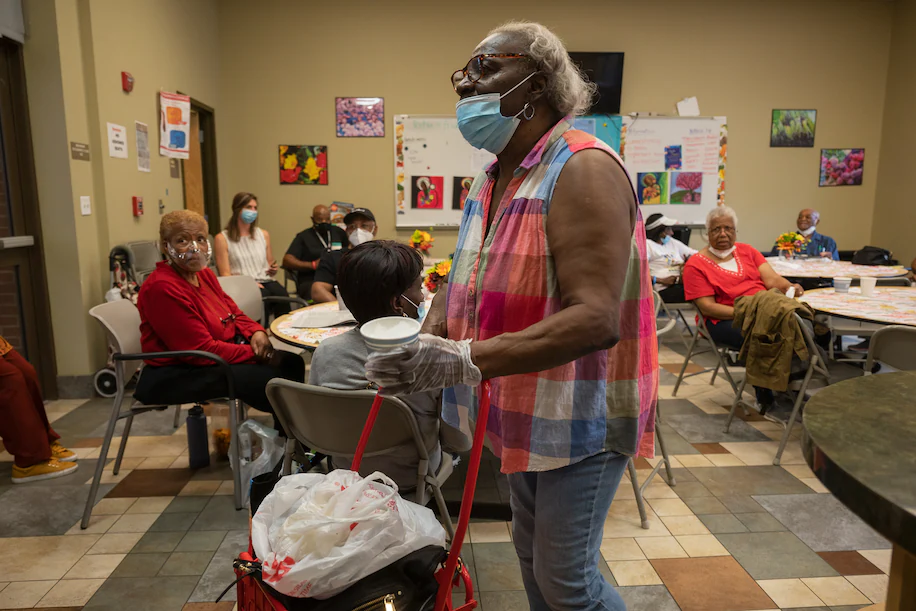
186,405,210,469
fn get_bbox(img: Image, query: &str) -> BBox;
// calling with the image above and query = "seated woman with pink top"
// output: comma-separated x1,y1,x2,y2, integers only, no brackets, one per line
683,206,803,411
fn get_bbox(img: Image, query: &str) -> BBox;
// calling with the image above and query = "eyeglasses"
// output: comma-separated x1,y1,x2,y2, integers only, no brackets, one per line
171,238,210,253
709,225,736,235
451,53,530,90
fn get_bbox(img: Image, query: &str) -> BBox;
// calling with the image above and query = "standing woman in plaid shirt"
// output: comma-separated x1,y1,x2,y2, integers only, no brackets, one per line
368,21,657,611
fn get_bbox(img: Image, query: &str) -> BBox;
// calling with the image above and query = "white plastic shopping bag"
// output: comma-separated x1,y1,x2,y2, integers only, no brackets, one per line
251,470,446,599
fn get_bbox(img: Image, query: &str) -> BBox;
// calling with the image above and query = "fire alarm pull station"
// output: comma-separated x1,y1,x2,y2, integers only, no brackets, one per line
132,196,143,216
121,71,134,93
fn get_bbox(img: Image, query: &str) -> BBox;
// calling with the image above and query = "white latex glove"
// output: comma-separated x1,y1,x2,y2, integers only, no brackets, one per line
365,333,482,396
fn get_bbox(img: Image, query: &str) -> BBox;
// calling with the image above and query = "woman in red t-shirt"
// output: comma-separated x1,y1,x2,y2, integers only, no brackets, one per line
683,206,803,409
134,211,304,425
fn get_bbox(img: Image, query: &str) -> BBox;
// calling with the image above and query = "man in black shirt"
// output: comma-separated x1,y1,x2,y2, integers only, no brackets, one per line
311,207,378,303
283,204,349,299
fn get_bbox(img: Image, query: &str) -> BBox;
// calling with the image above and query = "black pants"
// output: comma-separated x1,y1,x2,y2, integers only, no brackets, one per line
134,351,305,418
260,280,292,320
705,319,775,406
659,284,686,303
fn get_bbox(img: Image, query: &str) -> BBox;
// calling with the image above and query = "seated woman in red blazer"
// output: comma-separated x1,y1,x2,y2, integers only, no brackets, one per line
134,210,303,425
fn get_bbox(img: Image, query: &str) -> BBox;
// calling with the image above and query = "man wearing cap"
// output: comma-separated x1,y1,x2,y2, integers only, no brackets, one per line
772,209,839,260
645,213,697,303
283,204,350,299
311,207,378,303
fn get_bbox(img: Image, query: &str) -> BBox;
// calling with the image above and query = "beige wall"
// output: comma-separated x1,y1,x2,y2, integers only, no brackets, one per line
24,0,220,381
871,0,915,266
216,0,893,258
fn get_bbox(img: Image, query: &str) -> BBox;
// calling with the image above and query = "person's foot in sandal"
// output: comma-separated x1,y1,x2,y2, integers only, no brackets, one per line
12,458,79,484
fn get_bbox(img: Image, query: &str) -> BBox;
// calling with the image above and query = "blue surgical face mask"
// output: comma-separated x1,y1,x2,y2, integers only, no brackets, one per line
240,209,258,224
661,235,672,245
400,294,426,321
455,72,538,154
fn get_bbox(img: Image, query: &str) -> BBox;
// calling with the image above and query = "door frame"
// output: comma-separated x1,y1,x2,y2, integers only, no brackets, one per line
181,97,221,236
0,39,57,396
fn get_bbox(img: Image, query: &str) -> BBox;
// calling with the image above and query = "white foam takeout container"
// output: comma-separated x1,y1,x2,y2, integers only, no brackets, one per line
360,316,421,352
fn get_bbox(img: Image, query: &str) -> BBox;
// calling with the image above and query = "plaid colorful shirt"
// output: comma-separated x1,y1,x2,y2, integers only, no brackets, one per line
443,118,658,474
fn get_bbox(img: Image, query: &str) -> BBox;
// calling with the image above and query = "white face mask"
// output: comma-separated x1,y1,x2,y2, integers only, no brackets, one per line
349,228,374,247
798,226,816,236
708,245,736,259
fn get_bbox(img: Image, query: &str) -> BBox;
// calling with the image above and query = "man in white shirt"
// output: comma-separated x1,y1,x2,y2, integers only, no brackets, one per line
645,214,697,302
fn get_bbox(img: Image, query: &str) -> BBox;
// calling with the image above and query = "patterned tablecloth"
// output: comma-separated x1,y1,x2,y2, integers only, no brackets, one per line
271,302,355,350
766,257,908,279
799,287,916,327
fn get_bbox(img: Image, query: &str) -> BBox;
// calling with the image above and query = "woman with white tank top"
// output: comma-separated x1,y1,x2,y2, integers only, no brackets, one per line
213,192,292,319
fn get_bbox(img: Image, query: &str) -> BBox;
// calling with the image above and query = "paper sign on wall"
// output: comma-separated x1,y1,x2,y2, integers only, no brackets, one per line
159,91,191,159
107,123,128,158
135,121,151,172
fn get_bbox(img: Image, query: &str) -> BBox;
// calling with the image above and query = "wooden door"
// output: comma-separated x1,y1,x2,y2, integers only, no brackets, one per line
182,110,204,216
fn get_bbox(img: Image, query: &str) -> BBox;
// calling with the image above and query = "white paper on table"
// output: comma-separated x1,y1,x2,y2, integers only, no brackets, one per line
291,309,356,328
676,97,700,117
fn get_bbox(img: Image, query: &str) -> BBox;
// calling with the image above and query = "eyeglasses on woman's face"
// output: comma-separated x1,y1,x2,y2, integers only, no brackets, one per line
450,53,530,91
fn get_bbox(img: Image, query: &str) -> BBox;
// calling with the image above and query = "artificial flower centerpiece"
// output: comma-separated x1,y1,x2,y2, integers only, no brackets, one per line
776,232,808,259
410,229,434,256
424,257,451,294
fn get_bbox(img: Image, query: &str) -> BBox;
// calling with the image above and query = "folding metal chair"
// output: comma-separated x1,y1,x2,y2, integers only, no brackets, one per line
672,306,740,397
625,291,679,529
864,325,916,373
723,313,831,466
265,380,455,538
84,301,247,529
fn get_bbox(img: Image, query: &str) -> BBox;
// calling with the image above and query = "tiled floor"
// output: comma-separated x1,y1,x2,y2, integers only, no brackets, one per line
0,331,890,610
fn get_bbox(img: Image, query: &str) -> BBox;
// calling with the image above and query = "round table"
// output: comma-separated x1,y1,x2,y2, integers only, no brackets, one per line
802,372,916,610
766,257,908,279
799,287,916,327
270,302,356,351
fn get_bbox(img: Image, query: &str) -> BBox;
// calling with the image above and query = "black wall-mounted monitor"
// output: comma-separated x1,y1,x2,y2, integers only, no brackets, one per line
568,52,624,115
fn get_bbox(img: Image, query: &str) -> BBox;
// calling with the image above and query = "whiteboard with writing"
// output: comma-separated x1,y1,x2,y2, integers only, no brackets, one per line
394,115,495,228
620,116,727,225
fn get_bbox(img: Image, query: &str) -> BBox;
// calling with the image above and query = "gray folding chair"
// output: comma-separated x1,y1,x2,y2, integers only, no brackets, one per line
84,301,247,528
217,274,306,329
653,290,678,338
672,306,739,397
724,313,832,466
265,380,455,538
865,325,916,373
624,291,679,529
124,240,162,285
661,301,696,349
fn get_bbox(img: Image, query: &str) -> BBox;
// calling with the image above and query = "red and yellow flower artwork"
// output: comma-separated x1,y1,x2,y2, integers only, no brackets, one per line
279,145,328,185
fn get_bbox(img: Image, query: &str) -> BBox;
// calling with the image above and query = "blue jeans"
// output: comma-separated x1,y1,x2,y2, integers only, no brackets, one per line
508,451,628,611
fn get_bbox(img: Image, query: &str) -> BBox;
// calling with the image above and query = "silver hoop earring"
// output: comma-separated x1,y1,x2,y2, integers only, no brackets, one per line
523,104,535,120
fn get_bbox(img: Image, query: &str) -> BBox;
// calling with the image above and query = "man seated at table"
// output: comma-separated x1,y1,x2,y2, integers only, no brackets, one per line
685,206,804,413
309,240,469,489
772,208,839,260
311,207,377,303
283,204,349,299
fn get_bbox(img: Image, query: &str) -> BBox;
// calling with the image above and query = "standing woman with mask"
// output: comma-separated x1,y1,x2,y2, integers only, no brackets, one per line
366,21,657,611
135,210,304,424
645,213,696,303
213,192,290,318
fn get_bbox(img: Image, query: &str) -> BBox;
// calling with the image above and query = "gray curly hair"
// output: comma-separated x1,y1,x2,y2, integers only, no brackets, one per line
706,205,739,232
485,21,596,116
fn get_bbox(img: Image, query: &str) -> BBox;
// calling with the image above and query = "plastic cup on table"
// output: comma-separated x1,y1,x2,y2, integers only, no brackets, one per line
834,277,852,293
359,316,421,352
860,276,877,297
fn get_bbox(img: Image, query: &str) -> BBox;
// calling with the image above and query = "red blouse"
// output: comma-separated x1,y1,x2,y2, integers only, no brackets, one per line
683,243,768,320
138,261,264,366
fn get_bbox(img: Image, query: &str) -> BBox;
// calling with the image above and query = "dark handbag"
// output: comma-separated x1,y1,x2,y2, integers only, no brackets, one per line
233,545,447,611
852,246,894,266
